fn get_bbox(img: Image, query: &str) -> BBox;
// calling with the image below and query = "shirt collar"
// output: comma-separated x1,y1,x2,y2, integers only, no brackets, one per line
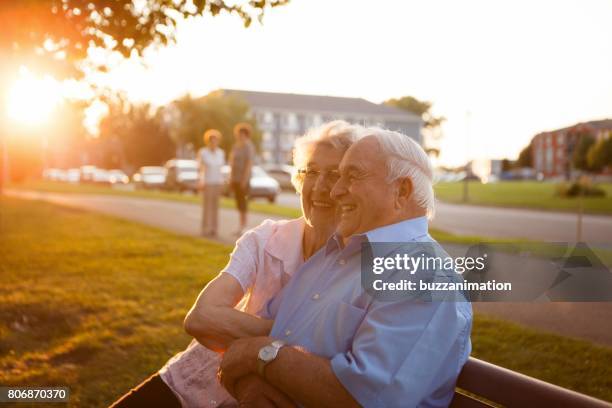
264,218,305,270
365,216,429,243
323,216,429,256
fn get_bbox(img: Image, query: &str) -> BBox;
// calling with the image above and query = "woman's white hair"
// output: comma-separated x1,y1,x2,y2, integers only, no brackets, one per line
291,120,364,191
366,126,435,218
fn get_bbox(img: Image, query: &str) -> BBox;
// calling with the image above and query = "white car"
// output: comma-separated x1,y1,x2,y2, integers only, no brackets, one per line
164,159,199,192
133,166,167,189
260,164,296,190
108,169,129,185
91,169,110,184
66,168,81,183
221,165,280,203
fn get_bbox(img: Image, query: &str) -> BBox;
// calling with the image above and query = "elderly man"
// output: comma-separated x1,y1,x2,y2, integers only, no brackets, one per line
219,127,472,407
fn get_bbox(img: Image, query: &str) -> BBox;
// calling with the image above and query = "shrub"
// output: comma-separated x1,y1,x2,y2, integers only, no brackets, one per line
556,181,606,197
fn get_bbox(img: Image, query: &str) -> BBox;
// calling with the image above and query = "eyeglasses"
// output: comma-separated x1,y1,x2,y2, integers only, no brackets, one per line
297,168,341,184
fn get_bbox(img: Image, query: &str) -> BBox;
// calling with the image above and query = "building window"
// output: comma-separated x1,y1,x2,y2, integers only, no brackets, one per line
263,111,274,124
557,133,565,145
546,149,553,173
281,133,298,150
283,113,298,131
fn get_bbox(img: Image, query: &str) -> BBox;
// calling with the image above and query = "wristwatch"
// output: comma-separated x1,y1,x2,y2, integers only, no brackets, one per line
257,340,286,377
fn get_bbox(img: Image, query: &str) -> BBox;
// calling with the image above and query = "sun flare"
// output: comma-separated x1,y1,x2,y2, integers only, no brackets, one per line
6,70,62,126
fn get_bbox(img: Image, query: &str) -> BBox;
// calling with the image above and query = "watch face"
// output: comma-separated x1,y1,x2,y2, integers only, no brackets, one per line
258,346,275,362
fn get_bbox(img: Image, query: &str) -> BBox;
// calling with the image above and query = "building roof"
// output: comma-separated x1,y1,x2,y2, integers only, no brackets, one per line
538,118,612,135
221,89,421,122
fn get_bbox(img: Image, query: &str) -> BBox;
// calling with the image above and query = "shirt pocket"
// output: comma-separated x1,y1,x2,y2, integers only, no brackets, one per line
312,301,366,357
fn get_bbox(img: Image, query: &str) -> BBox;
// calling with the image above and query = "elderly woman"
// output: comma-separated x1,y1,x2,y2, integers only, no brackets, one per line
197,129,225,237
110,121,364,408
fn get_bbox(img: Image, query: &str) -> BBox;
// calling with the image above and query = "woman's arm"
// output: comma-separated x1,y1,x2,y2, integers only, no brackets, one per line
184,273,274,352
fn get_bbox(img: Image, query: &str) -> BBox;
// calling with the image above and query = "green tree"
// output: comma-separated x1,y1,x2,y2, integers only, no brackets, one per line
99,97,175,170
517,142,533,168
1,0,288,77
384,96,446,131
587,134,612,172
1,0,288,187
572,134,596,171
167,90,261,158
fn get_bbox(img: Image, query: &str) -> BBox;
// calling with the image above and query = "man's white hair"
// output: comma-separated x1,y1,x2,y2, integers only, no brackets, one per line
291,120,364,191
366,127,435,218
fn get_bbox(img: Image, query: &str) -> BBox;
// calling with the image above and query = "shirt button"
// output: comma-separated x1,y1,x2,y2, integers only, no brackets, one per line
284,329,292,336
312,293,320,300
339,259,346,265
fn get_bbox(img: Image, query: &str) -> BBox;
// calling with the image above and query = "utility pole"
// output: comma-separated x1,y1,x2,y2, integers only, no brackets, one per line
463,110,471,203
0,119,8,195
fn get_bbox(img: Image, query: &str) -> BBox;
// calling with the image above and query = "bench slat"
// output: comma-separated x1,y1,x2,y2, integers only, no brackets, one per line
449,391,494,408
455,357,611,408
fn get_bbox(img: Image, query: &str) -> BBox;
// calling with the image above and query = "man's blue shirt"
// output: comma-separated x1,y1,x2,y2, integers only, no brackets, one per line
261,216,473,407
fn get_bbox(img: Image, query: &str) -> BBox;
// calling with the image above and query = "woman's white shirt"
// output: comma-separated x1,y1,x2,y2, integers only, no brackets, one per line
198,147,225,186
159,218,305,407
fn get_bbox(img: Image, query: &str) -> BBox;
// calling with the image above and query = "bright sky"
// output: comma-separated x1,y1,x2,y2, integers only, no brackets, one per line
56,0,612,166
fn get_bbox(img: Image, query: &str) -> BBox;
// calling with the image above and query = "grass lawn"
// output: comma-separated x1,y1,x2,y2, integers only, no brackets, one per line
1,197,611,406
435,181,612,215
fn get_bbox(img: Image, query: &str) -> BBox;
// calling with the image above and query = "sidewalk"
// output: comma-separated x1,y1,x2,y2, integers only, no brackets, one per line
4,189,283,245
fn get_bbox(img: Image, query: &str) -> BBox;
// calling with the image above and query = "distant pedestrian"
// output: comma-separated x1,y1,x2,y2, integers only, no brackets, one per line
229,123,256,236
197,129,225,237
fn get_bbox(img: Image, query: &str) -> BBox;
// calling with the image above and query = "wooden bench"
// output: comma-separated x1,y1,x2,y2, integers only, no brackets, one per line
450,357,611,407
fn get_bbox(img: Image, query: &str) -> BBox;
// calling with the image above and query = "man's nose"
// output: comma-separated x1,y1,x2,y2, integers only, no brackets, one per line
330,177,346,200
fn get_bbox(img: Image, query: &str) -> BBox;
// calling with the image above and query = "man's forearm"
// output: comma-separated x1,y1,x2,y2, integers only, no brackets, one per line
221,338,359,408
185,307,273,352
264,346,360,408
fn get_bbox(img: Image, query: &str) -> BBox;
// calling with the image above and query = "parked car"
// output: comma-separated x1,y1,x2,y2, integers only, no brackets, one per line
108,169,129,185
79,165,97,183
164,159,199,192
91,168,111,184
65,168,81,183
221,165,280,203
43,168,63,181
260,163,296,190
133,166,167,190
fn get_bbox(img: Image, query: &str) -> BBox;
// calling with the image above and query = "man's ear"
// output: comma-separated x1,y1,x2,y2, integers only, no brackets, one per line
398,177,413,200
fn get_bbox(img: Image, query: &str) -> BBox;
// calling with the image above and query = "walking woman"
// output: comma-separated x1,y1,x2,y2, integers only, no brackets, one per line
198,129,225,237
228,123,256,236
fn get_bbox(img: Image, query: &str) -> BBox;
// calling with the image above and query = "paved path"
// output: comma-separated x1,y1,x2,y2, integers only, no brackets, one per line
5,189,281,244
277,192,612,242
5,189,612,346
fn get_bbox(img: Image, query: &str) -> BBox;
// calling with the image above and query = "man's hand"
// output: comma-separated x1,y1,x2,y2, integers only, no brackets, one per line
218,336,272,396
234,374,297,408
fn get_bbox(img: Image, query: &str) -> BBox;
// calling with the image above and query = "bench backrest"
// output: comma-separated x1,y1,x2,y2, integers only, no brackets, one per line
450,357,611,408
